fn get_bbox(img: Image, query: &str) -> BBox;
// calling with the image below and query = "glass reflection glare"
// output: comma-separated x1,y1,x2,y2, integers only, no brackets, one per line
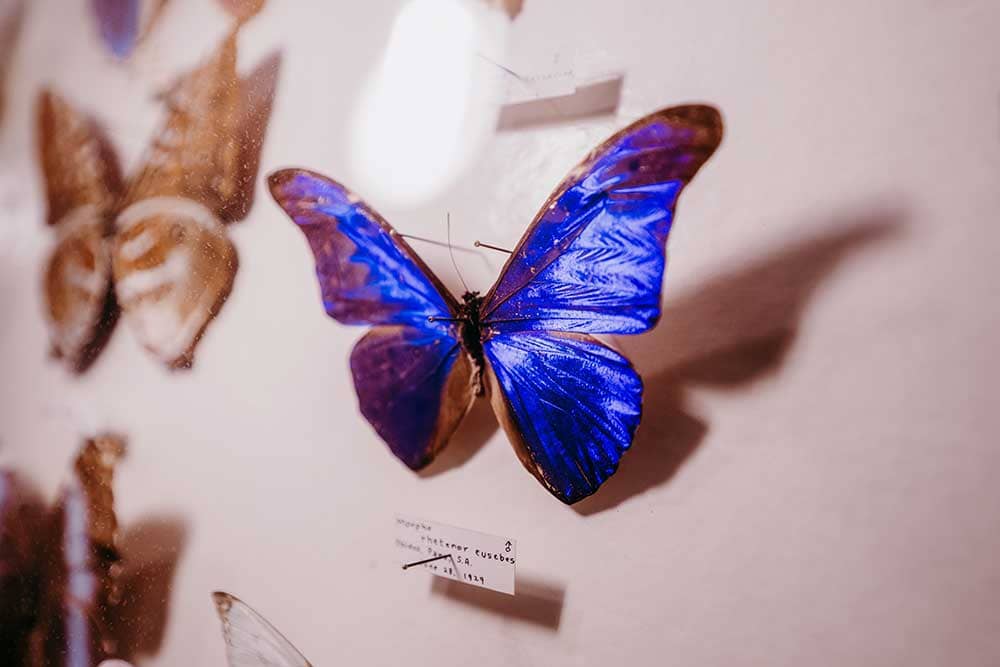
351,0,506,207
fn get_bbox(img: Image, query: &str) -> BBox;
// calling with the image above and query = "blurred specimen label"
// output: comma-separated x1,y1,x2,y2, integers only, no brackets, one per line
395,516,517,595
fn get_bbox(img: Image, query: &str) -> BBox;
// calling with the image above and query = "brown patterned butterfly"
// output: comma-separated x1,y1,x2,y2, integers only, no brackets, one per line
38,27,279,372
0,436,126,667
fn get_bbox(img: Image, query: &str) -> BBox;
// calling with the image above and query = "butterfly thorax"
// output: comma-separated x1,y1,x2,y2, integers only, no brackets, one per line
459,291,486,395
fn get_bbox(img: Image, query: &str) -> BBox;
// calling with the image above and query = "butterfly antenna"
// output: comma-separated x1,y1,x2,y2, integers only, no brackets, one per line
447,212,470,294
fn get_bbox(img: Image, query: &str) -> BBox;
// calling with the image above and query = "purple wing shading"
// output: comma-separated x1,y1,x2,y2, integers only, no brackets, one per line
269,169,457,328
484,332,642,504
0,473,42,666
351,326,475,470
481,105,723,335
92,0,140,58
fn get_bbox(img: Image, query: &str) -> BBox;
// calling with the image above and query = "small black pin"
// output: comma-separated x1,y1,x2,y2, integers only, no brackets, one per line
401,554,452,570
474,240,513,254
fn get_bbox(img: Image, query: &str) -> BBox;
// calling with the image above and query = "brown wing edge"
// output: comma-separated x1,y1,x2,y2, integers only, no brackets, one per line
480,104,724,310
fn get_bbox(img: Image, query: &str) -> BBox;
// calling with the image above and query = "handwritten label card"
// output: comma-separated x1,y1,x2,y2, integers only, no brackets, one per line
395,515,517,595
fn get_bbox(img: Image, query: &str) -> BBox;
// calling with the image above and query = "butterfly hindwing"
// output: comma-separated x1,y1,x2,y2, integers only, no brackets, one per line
271,170,474,469
481,105,723,335
351,326,474,470
484,332,642,504
213,592,312,667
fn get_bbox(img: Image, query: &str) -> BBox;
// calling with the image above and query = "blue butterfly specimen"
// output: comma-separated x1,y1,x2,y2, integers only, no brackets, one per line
270,105,723,504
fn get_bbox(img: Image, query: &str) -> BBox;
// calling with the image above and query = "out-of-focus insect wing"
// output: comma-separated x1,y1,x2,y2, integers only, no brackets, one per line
213,592,313,667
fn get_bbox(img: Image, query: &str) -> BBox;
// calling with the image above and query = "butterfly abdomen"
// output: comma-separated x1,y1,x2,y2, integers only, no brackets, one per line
458,291,486,395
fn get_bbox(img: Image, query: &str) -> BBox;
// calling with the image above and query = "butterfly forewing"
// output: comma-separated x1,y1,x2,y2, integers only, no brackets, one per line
37,89,122,227
121,29,244,216
481,105,723,335
213,592,312,667
269,169,457,326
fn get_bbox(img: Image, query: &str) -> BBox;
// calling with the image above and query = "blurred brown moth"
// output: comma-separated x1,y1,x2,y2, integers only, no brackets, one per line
0,436,126,667
38,26,278,372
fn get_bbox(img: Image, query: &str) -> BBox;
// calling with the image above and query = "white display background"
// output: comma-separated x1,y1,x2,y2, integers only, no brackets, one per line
2,1,999,665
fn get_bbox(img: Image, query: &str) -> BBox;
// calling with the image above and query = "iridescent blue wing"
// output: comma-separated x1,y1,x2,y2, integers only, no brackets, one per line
484,332,642,504
269,169,458,327
481,105,723,335
269,170,474,469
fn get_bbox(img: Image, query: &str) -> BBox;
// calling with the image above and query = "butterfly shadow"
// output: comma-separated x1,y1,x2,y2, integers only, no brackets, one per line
110,515,188,662
431,573,565,631
573,206,906,516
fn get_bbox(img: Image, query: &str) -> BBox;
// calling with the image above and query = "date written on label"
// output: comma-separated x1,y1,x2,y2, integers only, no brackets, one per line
395,515,517,595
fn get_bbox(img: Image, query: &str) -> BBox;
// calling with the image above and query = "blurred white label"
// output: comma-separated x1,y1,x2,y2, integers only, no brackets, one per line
395,515,517,595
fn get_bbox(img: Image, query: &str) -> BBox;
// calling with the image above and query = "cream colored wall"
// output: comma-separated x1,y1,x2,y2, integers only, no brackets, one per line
1,0,999,665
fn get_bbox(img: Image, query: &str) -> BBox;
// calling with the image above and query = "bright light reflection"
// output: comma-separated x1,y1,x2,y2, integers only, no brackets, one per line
351,0,506,207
